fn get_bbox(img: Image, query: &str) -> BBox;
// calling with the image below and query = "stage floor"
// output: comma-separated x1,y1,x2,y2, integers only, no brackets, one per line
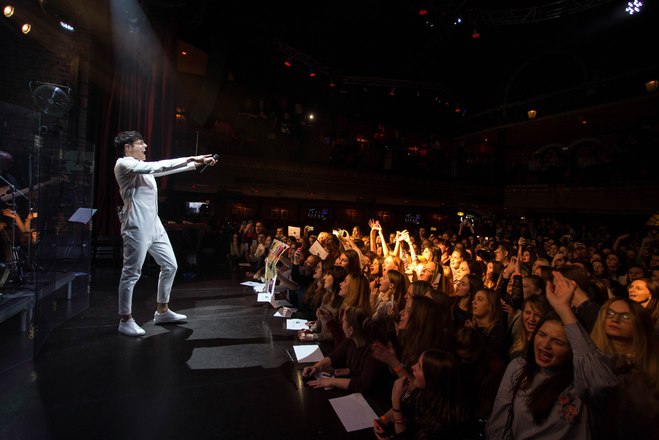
0,268,380,439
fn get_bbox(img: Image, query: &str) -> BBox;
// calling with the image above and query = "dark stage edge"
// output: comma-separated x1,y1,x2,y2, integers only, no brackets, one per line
0,268,379,440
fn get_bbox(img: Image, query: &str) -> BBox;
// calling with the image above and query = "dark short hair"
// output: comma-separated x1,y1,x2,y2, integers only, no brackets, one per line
114,131,143,156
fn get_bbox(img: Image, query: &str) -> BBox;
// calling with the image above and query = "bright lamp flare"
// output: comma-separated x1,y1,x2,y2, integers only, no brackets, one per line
3,5,14,17
21,23,31,34
626,0,643,15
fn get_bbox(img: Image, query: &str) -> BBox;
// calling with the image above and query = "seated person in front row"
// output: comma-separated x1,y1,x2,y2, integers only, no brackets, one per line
302,307,392,395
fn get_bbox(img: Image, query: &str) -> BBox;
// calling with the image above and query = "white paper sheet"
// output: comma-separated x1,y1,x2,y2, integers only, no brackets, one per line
240,281,264,290
329,393,378,432
257,293,272,302
285,319,309,330
292,344,324,363
288,226,301,238
273,307,297,318
309,240,329,260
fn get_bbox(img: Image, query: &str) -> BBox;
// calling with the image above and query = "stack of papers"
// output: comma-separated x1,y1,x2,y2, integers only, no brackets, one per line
285,319,309,330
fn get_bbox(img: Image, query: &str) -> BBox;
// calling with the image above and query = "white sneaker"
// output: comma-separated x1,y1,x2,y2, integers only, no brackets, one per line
118,319,145,336
153,309,187,324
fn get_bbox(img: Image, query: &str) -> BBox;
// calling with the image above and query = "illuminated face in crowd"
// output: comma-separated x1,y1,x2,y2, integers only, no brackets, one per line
454,277,470,298
411,353,426,389
382,256,398,276
398,300,412,330
521,250,532,264
275,228,284,237
606,253,620,272
627,280,652,307
455,260,470,282
522,303,543,335
378,274,392,294
592,261,605,277
627,267,645,282
450,251,464,270
604,300,633,341
471,290,490,320
418,262,436,283
336,253,350,269
313,262,323,280
323,273,334,290
534,320,571,369
338,275,351,297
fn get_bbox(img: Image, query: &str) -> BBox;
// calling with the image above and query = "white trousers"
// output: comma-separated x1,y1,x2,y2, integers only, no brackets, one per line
118,230,178,315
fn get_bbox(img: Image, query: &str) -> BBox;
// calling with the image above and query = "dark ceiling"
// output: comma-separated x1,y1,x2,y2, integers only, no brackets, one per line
168,0,658,131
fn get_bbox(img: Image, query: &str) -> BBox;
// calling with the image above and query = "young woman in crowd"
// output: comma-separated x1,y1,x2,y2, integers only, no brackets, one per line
486,271,618,439
298,265,347,344
452,274,483,330
374,350,466,439
590,297,659,438
319,272,371,347
467,288,509,362
627,278,659,325
335,249,362,274
509,295,552,359
483,260,503,289
372,296,452,380
372,269,407,320
303,307,388,395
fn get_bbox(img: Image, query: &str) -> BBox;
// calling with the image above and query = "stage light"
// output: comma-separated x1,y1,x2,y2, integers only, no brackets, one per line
59,21,74,31
21,23,31,34
645,80,658,93
308,70,316,78
308,113,315,121
389,88,396,96
454,17,462,25
180,50,187,56
3,5,14,17
284,59,292,67
626,0,642,15
472,28,480,38
418,8,428,16
528,109,537,119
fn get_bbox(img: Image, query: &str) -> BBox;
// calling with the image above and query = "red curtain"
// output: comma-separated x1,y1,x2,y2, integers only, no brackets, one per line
91,13,177,237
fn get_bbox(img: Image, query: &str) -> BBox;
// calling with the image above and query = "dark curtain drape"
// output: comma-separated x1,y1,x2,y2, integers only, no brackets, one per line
91,3,177,237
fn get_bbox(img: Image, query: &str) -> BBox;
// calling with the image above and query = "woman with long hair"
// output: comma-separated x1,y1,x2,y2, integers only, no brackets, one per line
319,272,371,347
372,296,452,380
303,307,388,395
590,297,659,438
487,272,617,439
468,288,509,362
509,295,552,359
298,265,346,343
627,278,659,325
372,269,408,321
375,350,466,439
451,274,483,330
336,249,362,274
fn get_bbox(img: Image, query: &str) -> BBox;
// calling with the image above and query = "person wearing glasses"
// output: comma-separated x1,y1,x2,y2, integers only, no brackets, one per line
486,272,617,439
590,298,659,439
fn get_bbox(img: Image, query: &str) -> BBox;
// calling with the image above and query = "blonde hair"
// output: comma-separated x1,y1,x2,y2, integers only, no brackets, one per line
591,298,659,390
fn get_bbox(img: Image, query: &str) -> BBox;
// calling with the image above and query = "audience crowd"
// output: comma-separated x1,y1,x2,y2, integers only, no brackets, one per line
228,215,659,439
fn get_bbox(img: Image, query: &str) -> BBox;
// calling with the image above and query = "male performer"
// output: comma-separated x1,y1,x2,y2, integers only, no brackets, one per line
114,131,217,336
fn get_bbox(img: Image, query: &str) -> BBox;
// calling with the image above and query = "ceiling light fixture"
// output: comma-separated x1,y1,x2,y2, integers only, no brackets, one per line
21,23,31,34
626,0,642,15
3,5,15,17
